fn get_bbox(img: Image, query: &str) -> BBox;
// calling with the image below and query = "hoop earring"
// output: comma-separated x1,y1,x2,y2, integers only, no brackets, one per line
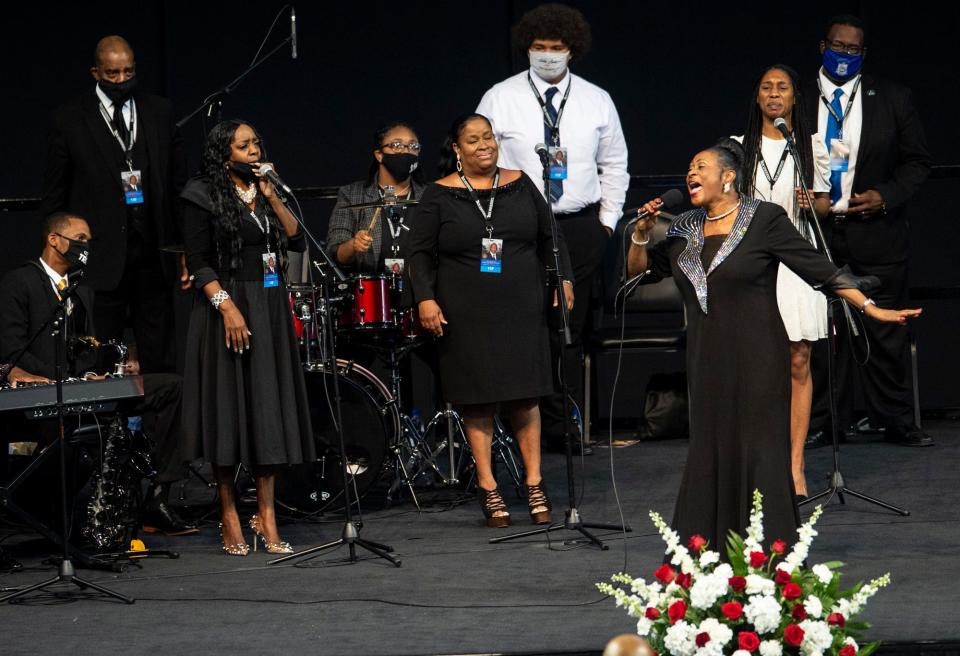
456,156,463,173
723,182,731,193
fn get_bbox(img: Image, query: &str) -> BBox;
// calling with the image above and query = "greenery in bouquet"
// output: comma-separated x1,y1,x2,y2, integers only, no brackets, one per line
597,490,890,656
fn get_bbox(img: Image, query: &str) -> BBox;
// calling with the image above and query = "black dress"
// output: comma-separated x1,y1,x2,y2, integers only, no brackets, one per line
643,199,840,549
180,178,314,467
407,172,569,405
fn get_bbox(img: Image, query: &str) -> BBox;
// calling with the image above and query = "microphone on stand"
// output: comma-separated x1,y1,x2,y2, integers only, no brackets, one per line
290,7,298,59
257,163,293,194
624,188,685,225
773,117,795,147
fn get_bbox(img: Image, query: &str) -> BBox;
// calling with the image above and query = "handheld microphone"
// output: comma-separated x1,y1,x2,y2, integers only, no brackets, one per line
773,117,795,146
534,143,551,168
624,188,684,224
257,163,292,194
290,7,297,59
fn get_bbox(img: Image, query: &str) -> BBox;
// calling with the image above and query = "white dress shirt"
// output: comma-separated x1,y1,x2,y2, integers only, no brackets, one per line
39,258,72,314
816,69,862,213
477,69,629,230
95,83,138,147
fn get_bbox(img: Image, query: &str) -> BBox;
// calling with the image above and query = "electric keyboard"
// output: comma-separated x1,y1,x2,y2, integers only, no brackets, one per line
0,375,144,418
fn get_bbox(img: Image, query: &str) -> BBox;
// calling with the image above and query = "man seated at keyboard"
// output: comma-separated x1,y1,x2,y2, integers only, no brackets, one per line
0,212,196,536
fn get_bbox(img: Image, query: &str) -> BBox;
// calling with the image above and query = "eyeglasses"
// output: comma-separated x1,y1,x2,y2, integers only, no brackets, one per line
824,39,864,56
380,141,421,153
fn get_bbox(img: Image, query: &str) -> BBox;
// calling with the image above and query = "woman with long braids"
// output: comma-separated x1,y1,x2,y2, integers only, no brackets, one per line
407,113,573,528
627,138,921,550
734,64,832,500
181,120,313,556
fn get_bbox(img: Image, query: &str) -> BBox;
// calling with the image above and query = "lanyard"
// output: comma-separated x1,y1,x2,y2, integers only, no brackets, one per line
759,144,791,191
818,76,862,137
458,169,500,237
527,73,572,146
98,99,136,168
377,185,411,241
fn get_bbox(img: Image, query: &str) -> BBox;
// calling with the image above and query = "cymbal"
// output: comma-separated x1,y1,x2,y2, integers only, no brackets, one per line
160,244,184,254
341,198,419,211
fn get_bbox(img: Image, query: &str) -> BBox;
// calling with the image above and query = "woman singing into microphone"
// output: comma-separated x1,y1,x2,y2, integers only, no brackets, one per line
407,113,573,528
181,120,313,556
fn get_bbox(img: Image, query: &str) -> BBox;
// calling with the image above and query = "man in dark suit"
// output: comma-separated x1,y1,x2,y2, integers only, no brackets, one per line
806,15,932,447
0,212,196,535
40,35,186,375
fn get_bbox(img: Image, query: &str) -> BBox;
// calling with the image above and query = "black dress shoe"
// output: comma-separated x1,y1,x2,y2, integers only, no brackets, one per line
142,500,200,536
804,430,832,450
884,426,935,447
0,548,22,572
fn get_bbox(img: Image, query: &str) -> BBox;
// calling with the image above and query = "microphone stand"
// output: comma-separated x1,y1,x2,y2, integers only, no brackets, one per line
1,278,133,604
782,130,908,516
266,192,400,567
491,153,628,549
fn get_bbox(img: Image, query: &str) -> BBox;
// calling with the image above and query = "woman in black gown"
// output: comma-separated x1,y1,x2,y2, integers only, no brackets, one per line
181,120,313,555
626,139,921,549
407,114,573,528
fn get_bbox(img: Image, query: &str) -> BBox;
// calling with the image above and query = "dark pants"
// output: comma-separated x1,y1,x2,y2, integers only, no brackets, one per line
541,205,609,442
138,373,186,484
810,231,914,436
94,232,173,374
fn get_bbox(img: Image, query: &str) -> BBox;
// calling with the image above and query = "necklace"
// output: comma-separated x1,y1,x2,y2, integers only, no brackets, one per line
235,183,257,204
705,198,741,222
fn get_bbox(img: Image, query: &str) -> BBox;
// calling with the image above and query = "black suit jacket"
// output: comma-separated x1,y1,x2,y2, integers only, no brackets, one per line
805,73,931,264
40,88,186,290
0,261,97,379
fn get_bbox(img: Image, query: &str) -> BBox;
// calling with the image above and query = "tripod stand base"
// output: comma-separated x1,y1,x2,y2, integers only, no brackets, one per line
0,558,134,604
799,471,910,516
489,508,630,548
267,521,401,567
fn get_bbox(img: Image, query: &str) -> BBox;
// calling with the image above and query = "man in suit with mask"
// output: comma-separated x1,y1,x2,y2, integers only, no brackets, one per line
40,35,186,375
806,15,932,447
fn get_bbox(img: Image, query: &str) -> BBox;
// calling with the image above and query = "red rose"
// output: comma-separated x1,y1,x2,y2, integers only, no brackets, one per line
749,551,767,568
738,631,760,652
655,564,676,585
676,572,693,589
771,539,788,554
645,607,661,620
839,646,856,656
828,612,846,628
775,568,793,585
695,632,711,648
792,603,808,621
687,534,708,551
784,623,805,647
721,601,743,621
667,599,688,624
782,582,802,600
729,576,747,593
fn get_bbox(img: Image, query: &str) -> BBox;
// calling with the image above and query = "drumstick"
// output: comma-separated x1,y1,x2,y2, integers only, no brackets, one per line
366,207,382,233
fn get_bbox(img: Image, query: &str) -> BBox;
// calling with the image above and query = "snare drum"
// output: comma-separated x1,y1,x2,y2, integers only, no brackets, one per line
339,275,396,331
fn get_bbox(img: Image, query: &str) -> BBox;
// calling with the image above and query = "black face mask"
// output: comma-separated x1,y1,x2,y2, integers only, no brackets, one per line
381,153,419,183
56,235,90,273
98,77,138,105
228,160,259,185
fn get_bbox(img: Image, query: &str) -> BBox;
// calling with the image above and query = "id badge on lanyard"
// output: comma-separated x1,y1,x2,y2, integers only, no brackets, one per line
250,209,278,288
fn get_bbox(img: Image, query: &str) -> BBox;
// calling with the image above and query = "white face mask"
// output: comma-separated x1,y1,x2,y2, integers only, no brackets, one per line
529,50,570,80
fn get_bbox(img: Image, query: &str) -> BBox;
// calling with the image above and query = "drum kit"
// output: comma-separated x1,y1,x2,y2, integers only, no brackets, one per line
278,198,525,515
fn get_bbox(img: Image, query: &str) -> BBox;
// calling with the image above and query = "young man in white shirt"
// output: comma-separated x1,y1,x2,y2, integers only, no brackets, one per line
477,4,629,454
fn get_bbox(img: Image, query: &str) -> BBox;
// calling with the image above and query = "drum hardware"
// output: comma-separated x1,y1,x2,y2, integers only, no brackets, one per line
340,198,420,211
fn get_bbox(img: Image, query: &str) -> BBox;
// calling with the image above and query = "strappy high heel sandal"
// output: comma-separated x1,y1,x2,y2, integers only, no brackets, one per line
478,486,512,528
249,514,293,554
526,481,552,525
219,523,250,556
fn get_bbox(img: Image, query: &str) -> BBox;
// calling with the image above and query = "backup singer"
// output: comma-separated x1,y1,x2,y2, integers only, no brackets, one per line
408,114,573,528
734,64,832,499
181,121,313,556
626,139,921,549
326,121,427,275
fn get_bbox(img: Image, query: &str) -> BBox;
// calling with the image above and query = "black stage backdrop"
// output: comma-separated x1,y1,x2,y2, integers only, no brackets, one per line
2,1,958,405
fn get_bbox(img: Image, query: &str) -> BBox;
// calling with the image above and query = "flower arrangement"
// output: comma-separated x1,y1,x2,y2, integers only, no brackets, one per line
597,490,889,656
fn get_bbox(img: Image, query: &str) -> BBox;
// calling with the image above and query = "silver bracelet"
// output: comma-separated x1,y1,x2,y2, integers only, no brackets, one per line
210,289,230,310
861,298,877,313
630,232,650,247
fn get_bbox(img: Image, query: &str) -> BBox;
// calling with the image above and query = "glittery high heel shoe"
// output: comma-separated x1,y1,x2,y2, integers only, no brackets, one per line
249,514,293,554
219,523,250,556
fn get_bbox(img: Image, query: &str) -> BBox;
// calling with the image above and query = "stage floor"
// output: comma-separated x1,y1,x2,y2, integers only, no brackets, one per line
2,420,958,655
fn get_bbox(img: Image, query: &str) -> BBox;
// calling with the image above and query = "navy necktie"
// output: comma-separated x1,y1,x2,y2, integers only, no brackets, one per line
544,86,563,203
825,88,844,204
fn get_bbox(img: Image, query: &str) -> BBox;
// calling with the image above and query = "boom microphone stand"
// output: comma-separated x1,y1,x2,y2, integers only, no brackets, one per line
1,276,133,604
778,120,908,516
491,149,628,548
266,189,400,567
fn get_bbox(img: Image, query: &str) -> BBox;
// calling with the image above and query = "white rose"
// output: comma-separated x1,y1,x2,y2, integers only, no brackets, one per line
759,640,783,656
699,551,720,568
803,595,823,618
812,564,833,585
746,574,776,596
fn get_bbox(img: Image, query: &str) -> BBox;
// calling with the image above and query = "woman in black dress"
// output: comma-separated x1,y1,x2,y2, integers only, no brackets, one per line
626,139,921,549
408,114,573,528
181,120,313,555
